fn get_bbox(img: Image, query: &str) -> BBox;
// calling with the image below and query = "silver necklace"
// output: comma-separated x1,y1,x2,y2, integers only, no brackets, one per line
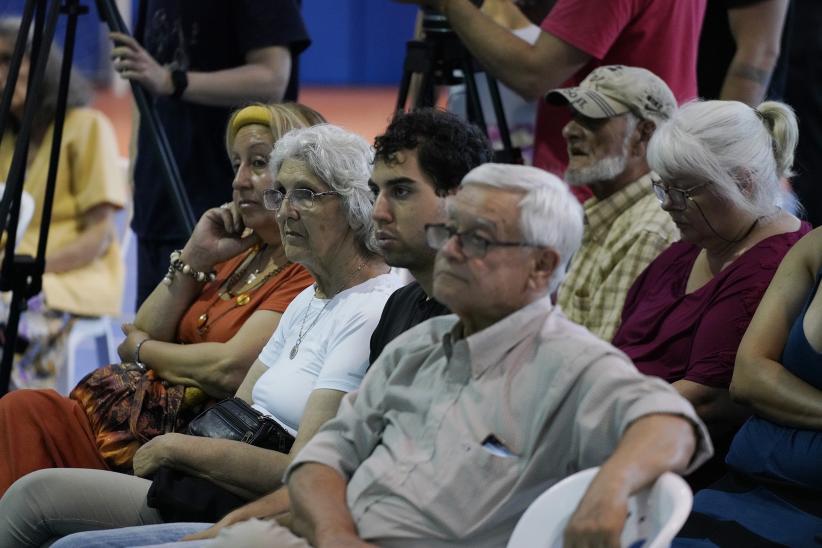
288,260,372,359
289,293,332,359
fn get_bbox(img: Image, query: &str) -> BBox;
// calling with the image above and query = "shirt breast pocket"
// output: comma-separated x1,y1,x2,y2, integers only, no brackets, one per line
419,433,522,525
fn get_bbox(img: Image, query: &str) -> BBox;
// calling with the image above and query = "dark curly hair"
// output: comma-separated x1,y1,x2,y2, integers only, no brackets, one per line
373,108,493,195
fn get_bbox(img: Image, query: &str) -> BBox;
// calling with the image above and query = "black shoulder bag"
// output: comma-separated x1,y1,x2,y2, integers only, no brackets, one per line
146,397,295,522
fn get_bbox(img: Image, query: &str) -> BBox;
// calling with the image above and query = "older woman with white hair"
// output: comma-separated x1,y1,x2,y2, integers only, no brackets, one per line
611,100,810,484
0,125,402,546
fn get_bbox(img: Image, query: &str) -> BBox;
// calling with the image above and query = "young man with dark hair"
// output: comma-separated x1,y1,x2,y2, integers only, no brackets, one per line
368,108,493,363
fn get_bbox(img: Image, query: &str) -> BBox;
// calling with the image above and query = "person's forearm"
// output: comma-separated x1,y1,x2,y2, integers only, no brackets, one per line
672,379,750,442
565,414,697,545
240,488,291,521
137,339,255,397
133,272,205,341
45,218,113,273
719,58,776,106
289,463,362,546
720,0,787,105
588,415,695,499
441,0,572,99
731,357,822,429
169,436,292,499
182,63,289,107
182,488,292,541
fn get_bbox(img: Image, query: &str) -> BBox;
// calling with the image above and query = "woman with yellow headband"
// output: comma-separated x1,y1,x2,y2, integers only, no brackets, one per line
0,123,404,548
0,104,318,493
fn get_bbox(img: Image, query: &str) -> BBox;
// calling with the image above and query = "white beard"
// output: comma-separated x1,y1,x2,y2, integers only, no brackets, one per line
564,154,627,187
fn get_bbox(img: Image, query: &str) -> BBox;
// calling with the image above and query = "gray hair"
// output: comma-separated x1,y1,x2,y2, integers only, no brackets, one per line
270,124,378,254
647,100,799,217
460,163,584,294
0,18,91,136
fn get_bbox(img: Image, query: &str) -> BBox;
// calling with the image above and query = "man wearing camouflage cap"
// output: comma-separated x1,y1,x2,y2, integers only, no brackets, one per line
550,65,680,341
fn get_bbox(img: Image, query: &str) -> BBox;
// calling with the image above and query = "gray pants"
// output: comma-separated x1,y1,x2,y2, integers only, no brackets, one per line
0,468,163,547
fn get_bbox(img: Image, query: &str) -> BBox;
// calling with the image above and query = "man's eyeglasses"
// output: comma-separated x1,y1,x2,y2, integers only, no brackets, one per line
262,188,339,211
425,223,536,259
651,178,708,211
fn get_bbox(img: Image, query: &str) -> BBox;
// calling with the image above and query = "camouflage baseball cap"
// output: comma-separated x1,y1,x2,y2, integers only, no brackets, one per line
545,65,676,121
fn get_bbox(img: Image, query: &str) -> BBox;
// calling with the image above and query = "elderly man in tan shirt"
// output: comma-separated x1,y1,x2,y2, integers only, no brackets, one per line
183,164,712,548
552,65,681,341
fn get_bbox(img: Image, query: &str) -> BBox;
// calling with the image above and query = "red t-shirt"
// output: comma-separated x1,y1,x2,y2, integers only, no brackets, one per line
535,0,707,177
612,224,811,388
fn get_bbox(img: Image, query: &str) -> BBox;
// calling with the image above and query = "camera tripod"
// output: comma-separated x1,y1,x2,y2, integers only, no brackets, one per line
0,0,195,396
395,10,523,165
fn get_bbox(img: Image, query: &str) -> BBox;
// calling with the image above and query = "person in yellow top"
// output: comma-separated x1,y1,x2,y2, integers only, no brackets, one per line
0,19,127,388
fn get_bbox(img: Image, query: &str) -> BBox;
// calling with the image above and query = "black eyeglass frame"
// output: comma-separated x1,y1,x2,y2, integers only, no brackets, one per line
651,178,708,211
424,223,537,258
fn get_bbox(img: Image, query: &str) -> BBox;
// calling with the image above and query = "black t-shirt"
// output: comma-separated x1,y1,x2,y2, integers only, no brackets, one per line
132,0,310,240
368,282,451,366
697,0,791,101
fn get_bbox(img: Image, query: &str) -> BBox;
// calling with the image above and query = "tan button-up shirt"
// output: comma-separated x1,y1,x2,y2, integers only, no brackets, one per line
286,296,712,548
557,174,679,341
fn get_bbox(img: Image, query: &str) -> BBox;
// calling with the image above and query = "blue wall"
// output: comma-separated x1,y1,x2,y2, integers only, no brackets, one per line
300,1,418,85
0,0,419,86
0,0,110,82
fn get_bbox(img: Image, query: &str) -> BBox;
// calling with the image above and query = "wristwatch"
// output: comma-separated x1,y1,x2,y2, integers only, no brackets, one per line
170,68,188,100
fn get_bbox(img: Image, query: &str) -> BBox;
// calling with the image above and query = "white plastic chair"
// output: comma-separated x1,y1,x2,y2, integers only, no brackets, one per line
506,466,693,548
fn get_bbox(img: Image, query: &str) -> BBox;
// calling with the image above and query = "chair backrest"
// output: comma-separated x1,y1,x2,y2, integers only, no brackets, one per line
506,466,692,548
0,182,35,245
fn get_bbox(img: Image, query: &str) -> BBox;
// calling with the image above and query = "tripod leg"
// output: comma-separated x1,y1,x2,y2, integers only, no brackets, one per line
0,263,33,396
35,0,88,263
95,0,197,233
0,0,60,290
461,60,488,136
0,0,41,242
413,69,436,110
396,68,413,113
485,74,523,164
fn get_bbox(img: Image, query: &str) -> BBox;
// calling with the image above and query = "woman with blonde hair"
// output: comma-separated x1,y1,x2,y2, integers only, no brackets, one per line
0,103,321,492
0,123,403,547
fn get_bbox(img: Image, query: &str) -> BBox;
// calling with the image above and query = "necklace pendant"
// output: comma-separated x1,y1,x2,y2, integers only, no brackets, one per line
236,293,251,306
196,313,208,328
289,343,299,360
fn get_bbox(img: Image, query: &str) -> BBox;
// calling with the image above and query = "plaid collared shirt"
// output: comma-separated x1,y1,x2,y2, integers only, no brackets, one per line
557,174,679,341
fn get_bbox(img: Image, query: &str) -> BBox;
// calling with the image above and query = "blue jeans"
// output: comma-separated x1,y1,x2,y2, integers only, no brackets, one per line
52,523,212,548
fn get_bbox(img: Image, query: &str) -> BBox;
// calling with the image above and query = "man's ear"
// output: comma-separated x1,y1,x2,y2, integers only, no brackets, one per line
637,119,656,144
529,247,560,291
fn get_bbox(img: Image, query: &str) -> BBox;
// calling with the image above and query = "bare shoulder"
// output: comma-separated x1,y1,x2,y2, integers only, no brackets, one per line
786,225,822,277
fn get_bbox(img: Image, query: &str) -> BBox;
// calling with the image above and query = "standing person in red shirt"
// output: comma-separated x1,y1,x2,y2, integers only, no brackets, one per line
395,0,705,198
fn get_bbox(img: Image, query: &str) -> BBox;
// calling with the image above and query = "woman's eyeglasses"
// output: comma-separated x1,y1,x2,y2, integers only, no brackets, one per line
262,188,339,211
651,178,707,211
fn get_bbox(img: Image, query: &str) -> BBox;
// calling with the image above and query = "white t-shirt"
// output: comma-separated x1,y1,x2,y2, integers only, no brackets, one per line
251,271,404,436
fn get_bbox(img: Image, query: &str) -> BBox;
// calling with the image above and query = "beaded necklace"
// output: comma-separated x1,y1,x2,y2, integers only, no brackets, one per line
195,245,289,334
